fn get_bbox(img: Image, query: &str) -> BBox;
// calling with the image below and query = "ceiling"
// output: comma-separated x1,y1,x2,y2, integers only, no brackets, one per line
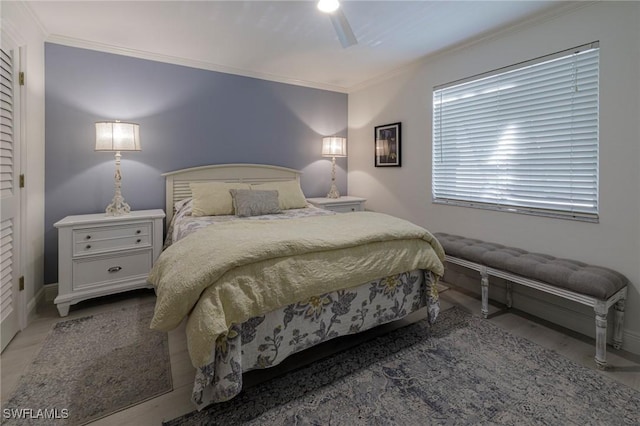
24,0,569,93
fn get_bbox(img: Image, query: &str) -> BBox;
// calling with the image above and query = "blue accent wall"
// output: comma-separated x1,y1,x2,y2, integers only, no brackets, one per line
44,43,348,284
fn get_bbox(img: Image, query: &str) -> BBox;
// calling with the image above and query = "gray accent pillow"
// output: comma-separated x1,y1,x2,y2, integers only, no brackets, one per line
229,189,282,217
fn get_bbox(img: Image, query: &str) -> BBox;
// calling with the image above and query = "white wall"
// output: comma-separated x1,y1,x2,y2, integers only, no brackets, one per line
348,2,640,353
1,2,46,322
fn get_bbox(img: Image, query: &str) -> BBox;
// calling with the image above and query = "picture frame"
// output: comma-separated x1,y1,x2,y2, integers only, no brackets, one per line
374,122,401,167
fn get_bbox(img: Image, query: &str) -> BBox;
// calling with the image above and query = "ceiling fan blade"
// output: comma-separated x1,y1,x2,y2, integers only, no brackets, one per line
329,8,357,48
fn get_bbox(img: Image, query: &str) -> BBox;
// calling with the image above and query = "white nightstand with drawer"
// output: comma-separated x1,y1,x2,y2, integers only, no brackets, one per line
54,209,165,316
306,196,366,213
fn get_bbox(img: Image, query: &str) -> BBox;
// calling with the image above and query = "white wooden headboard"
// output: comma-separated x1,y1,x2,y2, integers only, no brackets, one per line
162,163,303,223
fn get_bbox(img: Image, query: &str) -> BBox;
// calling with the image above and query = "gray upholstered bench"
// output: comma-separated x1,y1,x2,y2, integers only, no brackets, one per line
434,232,628,369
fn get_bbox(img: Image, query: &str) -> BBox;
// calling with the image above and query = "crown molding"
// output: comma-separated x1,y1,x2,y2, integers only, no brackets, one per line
45,34,349,94
0,18,25,46
347,1,594,94
2,0,48,42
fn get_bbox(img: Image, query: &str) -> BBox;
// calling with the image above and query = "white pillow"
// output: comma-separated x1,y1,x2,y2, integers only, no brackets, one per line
251,180,307,210
190,182,251,216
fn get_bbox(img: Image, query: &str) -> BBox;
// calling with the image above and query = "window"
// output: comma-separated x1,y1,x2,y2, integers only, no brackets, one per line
432,42,599,222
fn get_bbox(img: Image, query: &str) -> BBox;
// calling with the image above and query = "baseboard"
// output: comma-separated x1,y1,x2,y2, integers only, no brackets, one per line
44,283,58,302
26,285,45,325
623,328,640,355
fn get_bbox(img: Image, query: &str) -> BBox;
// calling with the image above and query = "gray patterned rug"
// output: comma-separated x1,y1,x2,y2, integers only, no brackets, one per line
2,302,172,425
166,306,639,425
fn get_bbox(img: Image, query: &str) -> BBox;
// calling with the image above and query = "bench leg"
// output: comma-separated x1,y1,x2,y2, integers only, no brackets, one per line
505,281,513,309
594,302,608,370
480,268,489,319
613,298,625,350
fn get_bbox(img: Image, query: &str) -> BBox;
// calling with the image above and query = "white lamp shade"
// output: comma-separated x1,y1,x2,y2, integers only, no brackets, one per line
321,136,347,157
95,121,141,151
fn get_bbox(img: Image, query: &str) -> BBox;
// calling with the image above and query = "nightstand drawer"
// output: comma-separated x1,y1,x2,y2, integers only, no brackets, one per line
306,196,366,213
328,203,362,213
74,234,151,256
73,223,151,256
72,250,152,290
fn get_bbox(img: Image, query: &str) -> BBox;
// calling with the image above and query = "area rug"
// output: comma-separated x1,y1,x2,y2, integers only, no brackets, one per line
166,306,639,425
3,302,172,425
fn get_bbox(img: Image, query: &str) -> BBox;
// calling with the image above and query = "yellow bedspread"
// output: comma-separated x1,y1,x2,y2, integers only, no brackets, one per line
149,212,445,367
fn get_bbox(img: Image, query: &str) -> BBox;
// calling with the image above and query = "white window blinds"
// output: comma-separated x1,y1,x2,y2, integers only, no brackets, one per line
432,42,599,222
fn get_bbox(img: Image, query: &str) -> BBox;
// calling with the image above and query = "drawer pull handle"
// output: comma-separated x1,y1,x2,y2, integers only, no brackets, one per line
136,230,141,234
85,244,92,249
108,266,122,273
136,239,142,243
85,235,92,240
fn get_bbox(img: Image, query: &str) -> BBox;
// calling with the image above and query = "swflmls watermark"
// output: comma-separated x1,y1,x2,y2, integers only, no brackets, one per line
3,408,69,420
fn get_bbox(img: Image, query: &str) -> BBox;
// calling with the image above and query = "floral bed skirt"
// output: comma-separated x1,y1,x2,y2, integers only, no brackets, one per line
192,269,439,409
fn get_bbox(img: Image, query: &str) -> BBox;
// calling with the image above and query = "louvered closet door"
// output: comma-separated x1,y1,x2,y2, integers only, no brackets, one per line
0,45,21,352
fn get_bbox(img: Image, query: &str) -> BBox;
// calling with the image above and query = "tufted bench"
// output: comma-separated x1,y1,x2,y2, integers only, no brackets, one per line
434,232,628,369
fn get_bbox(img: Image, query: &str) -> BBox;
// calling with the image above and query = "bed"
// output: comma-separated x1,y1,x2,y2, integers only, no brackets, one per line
149,163,445,409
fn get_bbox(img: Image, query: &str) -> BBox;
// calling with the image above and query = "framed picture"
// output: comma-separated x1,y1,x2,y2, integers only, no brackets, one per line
374,122,401,167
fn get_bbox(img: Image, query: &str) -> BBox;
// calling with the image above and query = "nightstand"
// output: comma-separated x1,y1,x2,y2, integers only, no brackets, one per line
306,196,366,213
54,209,165,316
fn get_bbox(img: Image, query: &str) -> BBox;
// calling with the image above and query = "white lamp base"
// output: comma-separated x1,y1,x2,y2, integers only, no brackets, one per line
326,156,341,199
105,151,131,216
326,183,340,199
105,196,131,216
